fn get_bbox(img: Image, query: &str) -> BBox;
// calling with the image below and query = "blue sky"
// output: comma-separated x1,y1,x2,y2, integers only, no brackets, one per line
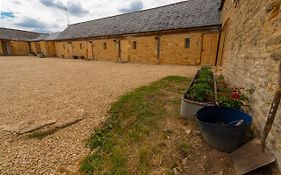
0,0,183,33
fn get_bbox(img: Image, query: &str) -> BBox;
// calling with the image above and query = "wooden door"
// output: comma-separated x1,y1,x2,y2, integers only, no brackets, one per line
67,43,73,58
87,42,94,60
120,39,129,62
201,33,219,65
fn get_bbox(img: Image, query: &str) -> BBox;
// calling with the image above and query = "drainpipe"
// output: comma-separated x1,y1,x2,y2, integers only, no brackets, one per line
157,32,161,65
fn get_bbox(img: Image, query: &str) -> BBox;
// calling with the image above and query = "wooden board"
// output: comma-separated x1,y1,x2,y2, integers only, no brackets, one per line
120,39,129,62
201,33,219,65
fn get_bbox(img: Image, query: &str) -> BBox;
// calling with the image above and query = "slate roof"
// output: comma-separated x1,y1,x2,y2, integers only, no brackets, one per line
43,32,61,41
29,34,49,41
0,27,45,41
57,0,221,40
30,32,61,41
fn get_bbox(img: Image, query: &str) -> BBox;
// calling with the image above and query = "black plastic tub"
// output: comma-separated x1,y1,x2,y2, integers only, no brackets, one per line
196,106,252,152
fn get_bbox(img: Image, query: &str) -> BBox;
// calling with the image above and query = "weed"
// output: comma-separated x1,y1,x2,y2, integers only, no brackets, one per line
180,143,191,155
79,154,103,175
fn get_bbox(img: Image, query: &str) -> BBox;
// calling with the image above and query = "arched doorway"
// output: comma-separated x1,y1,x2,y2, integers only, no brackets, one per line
217,18,230,66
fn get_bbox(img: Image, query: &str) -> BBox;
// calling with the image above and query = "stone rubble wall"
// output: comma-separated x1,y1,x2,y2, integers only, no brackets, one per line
221,0,281,164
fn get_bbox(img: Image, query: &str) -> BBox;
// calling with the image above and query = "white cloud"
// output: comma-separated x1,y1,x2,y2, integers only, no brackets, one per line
0,0,185,33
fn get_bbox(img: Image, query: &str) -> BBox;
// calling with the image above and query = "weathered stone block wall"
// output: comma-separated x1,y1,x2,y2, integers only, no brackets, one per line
30,42,37,54
71,41,87,58
221,0,281,163
39,41,47,56
10,41,30,55
55,42,64,58
45,41,56,57
160,32,202,65
55,42,71,58
30,42,41,55
53,28,219,65
91,38,119,62
126,35,158,64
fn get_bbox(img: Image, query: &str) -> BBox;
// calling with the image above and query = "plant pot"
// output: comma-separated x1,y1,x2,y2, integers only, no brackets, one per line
180,97,214,119
180,68,217,119
196,106,252,152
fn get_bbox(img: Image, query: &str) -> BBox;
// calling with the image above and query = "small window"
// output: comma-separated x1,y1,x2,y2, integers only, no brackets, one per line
63,44,66,49
185,38,190,48
132,41,137,49
104,43,107,49
80,44,83,49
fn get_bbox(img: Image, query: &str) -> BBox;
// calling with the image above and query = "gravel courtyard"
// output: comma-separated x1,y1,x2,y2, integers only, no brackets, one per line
0,56,197,174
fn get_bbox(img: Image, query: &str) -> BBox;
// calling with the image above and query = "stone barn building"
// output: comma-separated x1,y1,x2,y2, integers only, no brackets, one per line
0,28,45,56
0,28,60,57
1,0,281,165
0,0,222,66
30,32,61,57
55,0,221,65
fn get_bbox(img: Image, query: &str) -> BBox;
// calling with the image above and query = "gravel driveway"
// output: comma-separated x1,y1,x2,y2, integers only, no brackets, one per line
0,56,197,174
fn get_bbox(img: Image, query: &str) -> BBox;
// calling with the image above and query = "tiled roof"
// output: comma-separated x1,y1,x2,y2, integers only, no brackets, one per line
57,0,221,40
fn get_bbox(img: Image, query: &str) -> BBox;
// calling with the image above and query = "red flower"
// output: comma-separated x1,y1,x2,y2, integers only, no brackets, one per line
231,89,240,99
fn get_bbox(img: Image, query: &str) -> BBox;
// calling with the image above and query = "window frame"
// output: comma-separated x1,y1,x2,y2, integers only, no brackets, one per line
185,38,190,48
132,41,137,49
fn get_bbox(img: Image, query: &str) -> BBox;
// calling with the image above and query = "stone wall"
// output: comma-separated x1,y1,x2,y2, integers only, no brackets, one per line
221,0,281,163
71,41,87,58
30,42,39,55
126,35,158,64
160,32,202,65
53,28,219,65
90,38,119,62
9,41,30,56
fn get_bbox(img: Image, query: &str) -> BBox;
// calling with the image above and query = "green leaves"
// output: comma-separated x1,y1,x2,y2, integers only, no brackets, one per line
186,67,214,102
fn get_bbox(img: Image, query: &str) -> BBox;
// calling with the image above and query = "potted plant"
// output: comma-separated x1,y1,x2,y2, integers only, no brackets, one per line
180,67,217,119
216,75,247,111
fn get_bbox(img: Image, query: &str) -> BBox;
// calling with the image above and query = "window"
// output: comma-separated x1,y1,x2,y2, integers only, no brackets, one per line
132,41,137,49
63,44,66,49
80,44,83,49
104,43,107,49
185,38,190,48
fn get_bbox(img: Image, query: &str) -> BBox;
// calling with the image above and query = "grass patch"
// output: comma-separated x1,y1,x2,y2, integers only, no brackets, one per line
80,76,190,175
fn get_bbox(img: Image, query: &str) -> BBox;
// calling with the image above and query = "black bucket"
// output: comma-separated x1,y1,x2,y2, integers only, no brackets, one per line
196,106,252,152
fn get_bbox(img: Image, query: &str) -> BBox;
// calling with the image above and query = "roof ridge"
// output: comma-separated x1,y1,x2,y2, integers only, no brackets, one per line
0,27,48,35
69,0,191,27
